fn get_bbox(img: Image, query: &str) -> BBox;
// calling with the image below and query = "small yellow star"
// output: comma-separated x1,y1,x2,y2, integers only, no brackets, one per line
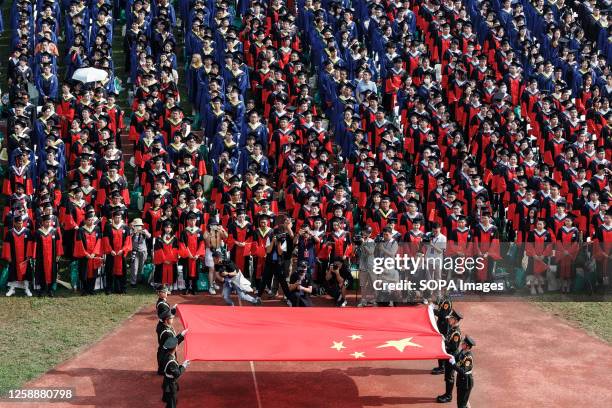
350,351,365,359
349,334,362,340
330,341,346,351
376,337,422,352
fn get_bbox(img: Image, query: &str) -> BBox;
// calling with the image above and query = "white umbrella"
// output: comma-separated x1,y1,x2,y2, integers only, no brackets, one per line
72,67,108,83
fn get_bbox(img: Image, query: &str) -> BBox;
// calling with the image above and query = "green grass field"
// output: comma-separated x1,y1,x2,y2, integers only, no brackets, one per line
0,288,153,395
538,302,612,344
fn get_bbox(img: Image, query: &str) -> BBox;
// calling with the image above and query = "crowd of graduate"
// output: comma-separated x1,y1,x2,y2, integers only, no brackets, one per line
1,0,612,300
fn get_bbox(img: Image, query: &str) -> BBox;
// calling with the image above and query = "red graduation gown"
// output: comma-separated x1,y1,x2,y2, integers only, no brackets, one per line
2,228,33,281
102,224,132,276
179,228,206,279
154,236,179,284
74,225,103,279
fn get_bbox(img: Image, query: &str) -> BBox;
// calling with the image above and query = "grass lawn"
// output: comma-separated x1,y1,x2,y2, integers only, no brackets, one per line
0,287,153,395
538,302,612,344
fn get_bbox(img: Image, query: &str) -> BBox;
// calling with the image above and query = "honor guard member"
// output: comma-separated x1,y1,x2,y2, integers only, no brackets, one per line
160,336,190,408
431,298,453,374
156,285,177,321
449,336,476,408
157,309,188,375
437,309,463,403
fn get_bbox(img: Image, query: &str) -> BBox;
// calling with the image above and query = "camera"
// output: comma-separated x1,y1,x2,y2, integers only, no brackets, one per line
275,231,288,242
422,232,434,243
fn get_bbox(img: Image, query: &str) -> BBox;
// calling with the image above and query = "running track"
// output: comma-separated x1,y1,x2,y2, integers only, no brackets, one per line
1,296,611,408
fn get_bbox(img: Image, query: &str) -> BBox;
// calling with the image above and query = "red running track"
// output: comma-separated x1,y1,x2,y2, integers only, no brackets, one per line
1,295,611,408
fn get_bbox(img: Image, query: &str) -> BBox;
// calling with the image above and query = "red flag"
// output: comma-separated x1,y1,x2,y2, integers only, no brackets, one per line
176,305,449,361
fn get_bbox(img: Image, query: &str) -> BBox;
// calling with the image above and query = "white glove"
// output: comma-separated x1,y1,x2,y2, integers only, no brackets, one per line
182,360,191,368
180,328,189,337
449,356,456,365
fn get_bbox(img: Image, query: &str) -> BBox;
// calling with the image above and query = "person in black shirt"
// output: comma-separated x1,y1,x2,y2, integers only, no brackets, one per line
324,261,348,307
287,264,313,306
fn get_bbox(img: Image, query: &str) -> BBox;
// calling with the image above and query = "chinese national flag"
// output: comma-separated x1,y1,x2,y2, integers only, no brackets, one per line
176,305,450,361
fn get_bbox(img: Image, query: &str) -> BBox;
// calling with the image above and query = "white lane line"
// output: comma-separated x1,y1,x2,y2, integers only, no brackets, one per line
250,360,263,408
237,293,263,408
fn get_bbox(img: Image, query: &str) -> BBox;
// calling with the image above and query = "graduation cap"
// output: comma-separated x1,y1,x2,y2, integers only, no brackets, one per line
257,213,271,221
69,182,80,192
564,213,577,222
112,209,124,217
186,212,199,221
42,214,54,222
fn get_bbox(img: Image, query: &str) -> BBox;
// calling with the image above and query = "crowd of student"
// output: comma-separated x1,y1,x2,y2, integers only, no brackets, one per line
2,0,612,300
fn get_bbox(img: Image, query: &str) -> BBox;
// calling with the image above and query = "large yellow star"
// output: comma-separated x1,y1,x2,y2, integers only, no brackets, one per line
349,334,362,340
331,341,346,351
376,337,423,352
350,351,365,359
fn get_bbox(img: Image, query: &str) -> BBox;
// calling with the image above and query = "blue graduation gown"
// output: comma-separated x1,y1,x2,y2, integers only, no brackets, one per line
36,73,59,103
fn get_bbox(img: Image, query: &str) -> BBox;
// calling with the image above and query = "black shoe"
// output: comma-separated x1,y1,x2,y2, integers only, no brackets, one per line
131,284,137,289
48,291,55,298
431,367,444,375
37,291,43,298
436,395,451,403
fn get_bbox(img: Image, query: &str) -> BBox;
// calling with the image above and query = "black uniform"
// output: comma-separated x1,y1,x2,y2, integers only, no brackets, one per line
452,349,474,408
160,352,186,408
441,324,462,400
156,297,176,321
433,300,452,371
156,325,184,375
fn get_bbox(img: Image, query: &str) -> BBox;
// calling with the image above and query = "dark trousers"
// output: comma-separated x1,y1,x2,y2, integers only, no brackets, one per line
185,277,198,293
288,292,313,307
80,278,95,294
105,263,127,293
162,391,177,408
258,259,290,297
456,377,473,408
444,360,455,385
157,348,164,375
325,283,344,305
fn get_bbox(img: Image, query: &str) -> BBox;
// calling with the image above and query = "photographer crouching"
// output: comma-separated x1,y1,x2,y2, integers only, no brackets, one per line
213,251,261,306
287,262,313,306
324,261,348,307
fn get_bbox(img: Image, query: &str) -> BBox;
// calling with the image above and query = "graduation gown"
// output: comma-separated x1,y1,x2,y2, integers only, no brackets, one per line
74,224,103,280
555,226,579,279
473,224,500,281
2,227,33,282
227,221,253,274
102,223,132,276
154,235,179,285
525,229,553,276
33,227,64,286
252,227,274,279
178,227,205,279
